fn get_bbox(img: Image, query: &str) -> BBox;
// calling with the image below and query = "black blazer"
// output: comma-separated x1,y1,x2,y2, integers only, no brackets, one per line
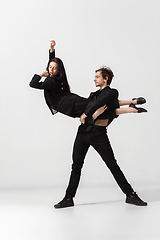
30,50,75,116
84,86,119,118
30,74,80,116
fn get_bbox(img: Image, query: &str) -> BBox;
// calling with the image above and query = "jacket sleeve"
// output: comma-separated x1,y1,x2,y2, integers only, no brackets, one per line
46,50,55,69
84,89,119,117
29,74,61,92
49,50,55,60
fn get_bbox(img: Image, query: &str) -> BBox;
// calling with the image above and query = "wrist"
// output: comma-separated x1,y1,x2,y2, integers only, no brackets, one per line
50,48,55,53
83,113,87,118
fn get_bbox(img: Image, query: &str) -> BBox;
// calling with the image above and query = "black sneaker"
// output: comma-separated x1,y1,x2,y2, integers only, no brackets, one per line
54,195,74,209
126,192,147,206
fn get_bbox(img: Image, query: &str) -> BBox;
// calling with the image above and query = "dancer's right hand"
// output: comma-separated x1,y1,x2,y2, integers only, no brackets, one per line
40,71,49,78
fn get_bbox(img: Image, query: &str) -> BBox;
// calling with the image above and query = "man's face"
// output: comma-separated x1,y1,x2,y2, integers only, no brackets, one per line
94,71,107,88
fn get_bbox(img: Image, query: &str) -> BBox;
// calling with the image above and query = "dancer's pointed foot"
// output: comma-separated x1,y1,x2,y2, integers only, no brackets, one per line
129,103,147,113
132,97,146,105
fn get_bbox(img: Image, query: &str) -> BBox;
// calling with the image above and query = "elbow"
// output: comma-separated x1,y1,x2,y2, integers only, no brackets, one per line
29,82,34,87
29,74,41,88
29,81,36,88
115,89,119,98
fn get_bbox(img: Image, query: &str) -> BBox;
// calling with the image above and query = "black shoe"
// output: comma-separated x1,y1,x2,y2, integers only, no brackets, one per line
126,192,147,206
132,97,146,104
54,195,74,209
129,103,147,113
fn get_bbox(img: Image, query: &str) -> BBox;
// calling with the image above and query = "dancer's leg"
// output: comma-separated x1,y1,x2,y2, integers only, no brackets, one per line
92,97,147,119
116,107,137,115
119,97,146,106
119,99,136,106
92,104,137,119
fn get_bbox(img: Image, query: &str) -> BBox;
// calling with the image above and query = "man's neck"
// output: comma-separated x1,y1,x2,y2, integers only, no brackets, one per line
99,85,109,91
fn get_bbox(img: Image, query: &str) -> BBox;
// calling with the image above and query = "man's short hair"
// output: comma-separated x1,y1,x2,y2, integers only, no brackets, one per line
95,67,114,85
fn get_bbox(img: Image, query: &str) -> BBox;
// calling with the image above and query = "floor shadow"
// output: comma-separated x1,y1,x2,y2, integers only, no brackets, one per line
76,187,160,207
75,199,123,207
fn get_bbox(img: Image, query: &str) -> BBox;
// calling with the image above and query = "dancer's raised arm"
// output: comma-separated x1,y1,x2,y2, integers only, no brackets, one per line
49,40,56,60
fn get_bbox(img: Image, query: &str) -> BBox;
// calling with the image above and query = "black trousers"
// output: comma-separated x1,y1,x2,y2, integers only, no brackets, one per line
66,125,134,197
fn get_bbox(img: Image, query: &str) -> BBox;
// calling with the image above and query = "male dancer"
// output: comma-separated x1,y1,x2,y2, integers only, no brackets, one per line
54,67,147,208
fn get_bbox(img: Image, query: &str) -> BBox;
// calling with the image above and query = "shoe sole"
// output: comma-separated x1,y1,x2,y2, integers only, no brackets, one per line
53,204,74,209
126,201,147,206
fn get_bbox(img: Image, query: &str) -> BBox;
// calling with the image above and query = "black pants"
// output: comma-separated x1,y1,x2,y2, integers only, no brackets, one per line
66,125,134,197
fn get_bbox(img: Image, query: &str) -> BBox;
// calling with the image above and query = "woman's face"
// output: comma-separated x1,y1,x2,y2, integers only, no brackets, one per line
48,61,58,76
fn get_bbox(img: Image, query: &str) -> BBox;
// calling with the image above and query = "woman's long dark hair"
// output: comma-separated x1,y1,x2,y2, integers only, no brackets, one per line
47,58,70,92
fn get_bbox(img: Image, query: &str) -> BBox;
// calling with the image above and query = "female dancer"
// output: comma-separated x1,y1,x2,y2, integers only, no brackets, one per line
30,40,147,125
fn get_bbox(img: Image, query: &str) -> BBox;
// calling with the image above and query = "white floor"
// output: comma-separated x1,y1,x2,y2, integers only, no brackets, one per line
0,185,160,240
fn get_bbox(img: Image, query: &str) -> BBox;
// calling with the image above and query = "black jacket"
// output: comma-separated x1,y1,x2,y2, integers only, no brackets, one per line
84,86,119,119
30,50,78,116
30,74,79,116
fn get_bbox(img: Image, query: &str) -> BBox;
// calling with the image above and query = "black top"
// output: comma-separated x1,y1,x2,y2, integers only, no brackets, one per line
84,86,119,120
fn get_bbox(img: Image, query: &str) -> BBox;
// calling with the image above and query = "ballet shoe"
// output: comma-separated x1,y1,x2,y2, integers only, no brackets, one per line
129,103,147,113
132,97,146,104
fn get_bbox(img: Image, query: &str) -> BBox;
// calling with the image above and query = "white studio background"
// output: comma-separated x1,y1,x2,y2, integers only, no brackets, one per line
0,0,159,191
